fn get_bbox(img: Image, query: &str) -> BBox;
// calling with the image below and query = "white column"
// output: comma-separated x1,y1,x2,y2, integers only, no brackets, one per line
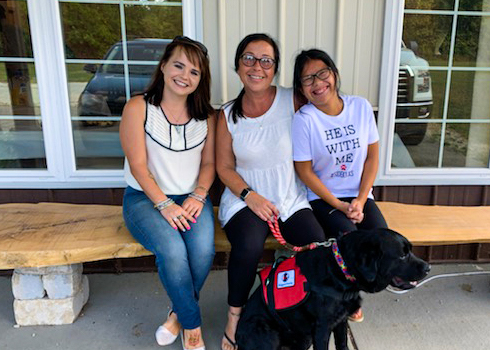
466,1,490,167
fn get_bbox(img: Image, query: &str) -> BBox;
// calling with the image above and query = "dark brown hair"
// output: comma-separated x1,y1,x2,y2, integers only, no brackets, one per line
293,49,341,103
144,36,214,120
228,33,280,123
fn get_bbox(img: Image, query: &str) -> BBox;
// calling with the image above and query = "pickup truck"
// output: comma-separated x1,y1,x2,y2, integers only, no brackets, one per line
395,41,433,145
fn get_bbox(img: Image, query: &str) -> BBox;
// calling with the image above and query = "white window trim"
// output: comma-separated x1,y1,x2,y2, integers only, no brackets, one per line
376,0,490,186
0,0,201,189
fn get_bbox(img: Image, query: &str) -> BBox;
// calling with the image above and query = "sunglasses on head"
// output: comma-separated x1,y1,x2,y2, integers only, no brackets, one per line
174,35,208,55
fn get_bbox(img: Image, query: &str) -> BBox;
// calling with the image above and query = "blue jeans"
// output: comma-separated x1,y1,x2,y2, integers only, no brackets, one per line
123,186,215,329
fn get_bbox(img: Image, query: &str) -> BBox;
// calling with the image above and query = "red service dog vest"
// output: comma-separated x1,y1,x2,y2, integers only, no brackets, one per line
259,256,309,311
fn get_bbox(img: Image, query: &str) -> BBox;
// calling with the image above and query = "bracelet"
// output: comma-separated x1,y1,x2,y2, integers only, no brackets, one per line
154,198,174,211
195,185,208,194
188,192,206,204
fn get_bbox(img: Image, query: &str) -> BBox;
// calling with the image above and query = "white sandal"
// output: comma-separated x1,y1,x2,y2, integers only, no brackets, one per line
155,310,179,346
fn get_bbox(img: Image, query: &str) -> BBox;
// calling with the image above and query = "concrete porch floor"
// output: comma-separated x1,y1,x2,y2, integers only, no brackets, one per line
0,263,489,350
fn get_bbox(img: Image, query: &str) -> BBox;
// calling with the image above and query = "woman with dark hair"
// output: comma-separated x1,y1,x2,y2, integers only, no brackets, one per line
292,49,388,323
216,34,325,350
120,36,215,350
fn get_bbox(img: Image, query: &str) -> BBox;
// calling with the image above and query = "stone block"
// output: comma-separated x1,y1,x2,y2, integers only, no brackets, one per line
13,275,89,326
17,264,82,276
11,272,46,300
82,275,89,305
43,269,82,299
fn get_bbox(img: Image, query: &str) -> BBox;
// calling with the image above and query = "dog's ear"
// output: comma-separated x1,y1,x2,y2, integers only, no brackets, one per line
356,247,380,283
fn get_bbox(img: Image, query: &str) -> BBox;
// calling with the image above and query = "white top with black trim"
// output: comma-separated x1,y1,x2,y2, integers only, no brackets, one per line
124,102,207,195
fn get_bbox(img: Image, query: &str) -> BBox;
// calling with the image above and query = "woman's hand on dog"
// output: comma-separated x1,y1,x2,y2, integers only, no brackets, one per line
245,192,279,221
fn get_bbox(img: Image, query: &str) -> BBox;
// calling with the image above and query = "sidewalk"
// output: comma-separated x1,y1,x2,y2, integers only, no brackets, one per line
1,263,489,350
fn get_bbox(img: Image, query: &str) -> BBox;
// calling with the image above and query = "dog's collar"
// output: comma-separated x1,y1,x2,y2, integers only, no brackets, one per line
331,240,356,282
310,239,356,282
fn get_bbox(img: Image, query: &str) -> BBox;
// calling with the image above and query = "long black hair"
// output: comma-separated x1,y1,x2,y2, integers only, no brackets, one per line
293,49,341,103
228,33,280,123
144,36,214,120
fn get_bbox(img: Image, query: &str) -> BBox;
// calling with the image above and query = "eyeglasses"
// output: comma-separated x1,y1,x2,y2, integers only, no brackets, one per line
174,36,208,56
300,68,332,86
240,54,276,70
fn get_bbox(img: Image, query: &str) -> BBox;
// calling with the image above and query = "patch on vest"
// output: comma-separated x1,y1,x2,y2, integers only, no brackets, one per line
259,257,309,311
277,270,295,288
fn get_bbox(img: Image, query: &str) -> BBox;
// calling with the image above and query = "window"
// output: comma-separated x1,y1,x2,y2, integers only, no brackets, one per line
0,0,200,188
61,0,182,170
0,0,45,169
378,0,490,184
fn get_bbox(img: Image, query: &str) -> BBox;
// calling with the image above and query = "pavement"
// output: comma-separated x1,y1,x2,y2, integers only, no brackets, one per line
1,263,489,350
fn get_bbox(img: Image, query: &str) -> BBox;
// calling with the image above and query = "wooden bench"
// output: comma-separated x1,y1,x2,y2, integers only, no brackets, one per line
4,201,490,269
2,201,490,326
0,202,284,269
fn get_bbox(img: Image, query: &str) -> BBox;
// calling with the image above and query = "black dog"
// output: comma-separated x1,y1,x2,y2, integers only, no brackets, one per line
235,228,430,350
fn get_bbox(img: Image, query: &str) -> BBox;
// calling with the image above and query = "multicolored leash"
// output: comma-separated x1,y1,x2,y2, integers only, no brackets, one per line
267,215,356,282
267,215,319,252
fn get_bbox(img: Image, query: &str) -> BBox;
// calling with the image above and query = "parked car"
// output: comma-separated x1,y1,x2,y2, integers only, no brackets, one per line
395,41,433,145
77,39,170,125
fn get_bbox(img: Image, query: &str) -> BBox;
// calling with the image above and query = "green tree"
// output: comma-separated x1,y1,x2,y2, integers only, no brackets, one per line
60,3,183,60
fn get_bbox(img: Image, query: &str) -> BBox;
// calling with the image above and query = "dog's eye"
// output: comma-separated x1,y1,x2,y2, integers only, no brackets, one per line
400,254,409,260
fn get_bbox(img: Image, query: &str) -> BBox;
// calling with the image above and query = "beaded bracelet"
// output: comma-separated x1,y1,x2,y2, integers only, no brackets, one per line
154,198,175,211
188,192,206,204
194,185,208,194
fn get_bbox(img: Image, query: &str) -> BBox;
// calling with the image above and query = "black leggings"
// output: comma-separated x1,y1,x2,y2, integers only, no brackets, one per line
310,198,387,238
224,207,325,307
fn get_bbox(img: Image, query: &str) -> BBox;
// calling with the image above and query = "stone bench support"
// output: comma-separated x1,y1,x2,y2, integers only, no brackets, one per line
11,264,89,326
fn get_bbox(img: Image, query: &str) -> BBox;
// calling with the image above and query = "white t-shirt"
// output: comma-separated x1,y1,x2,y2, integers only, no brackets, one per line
292,95,379,201
218,86,310,227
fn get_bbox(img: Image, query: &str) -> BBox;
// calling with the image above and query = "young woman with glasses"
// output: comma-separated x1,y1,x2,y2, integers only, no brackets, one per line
120,36,215,350
216,34,325,350
292,49,388,323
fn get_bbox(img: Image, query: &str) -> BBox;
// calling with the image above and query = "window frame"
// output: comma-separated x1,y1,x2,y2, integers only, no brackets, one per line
377,0,490,186
0,0,201,189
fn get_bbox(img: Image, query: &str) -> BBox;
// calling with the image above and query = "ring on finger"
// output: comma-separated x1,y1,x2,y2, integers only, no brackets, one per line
177,215,184,220
173,216,180,221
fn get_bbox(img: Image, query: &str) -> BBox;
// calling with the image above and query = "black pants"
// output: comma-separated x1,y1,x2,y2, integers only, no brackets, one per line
310,198,387,239
224,207,325,307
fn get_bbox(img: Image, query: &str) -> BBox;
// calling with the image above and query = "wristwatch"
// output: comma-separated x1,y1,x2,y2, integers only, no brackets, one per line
240,187,253,201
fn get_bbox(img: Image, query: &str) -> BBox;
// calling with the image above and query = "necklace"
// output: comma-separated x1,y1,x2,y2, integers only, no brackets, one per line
243,88,275,130
161,102,187,134
161,102,187,124
248,114,267,130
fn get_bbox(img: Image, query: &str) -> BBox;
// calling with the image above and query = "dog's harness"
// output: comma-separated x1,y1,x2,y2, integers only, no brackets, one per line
258,256,309,332
259,256,309,311
258,217,359,332
267,216,356,282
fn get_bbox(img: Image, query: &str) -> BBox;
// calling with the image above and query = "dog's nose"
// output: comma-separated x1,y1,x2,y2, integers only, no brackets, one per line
423,263,431,275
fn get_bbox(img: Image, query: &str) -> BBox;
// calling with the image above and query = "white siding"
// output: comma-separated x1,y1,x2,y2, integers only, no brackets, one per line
202,0,385,107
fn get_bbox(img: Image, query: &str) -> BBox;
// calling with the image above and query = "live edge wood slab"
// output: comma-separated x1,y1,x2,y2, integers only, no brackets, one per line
1,201,490,270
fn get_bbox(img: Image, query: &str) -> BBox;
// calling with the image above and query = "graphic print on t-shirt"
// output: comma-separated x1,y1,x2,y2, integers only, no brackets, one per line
324,123,360,179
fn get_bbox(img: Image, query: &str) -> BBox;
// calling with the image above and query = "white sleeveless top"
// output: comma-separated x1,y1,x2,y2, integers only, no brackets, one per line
218,86,310,227
124,102,208,195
